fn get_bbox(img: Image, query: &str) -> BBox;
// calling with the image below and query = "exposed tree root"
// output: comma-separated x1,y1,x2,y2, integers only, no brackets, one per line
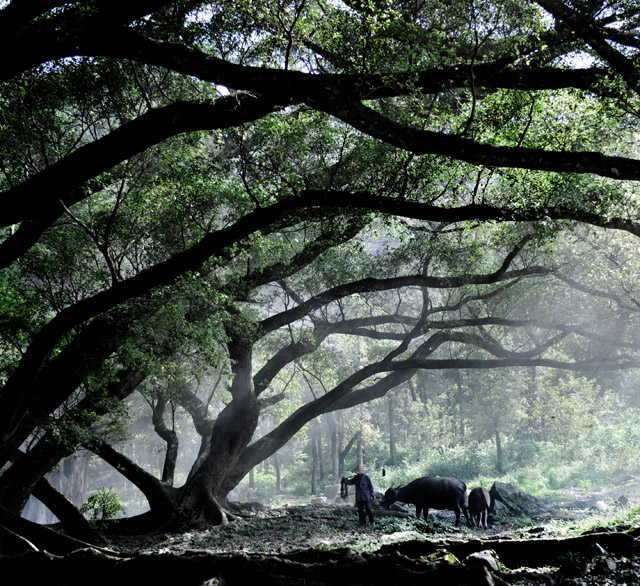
377,529,639,568
0,506,110,556
2,529,639,586
0,547,495,586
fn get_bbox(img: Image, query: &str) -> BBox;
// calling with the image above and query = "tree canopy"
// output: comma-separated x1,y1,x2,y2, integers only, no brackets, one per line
1,0,640,546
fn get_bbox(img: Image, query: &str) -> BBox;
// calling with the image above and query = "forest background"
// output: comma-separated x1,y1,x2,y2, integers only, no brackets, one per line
1,0,640,551
39,357,640,522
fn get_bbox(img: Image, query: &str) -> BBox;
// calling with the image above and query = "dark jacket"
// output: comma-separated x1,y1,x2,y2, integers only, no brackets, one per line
346,473,374,501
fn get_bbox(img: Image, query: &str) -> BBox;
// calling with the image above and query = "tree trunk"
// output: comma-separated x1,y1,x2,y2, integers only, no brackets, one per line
0,506,108,556
177,338,260,524
0,315,128,470
408,378,418,401
454,373,466,439
175,337,428,524
529,365,547,441
272,453,281,493
91,441,176,519
495,429,504,474
356,430,364,469
152,398,179,486
388,398,397,466
326,413,340,480
310,420,323,489
311,437,318,495
340,432,357,476
2,438,69,516
317,436,325,481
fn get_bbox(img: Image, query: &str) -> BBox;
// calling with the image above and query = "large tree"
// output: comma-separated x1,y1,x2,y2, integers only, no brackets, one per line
2,0,640,545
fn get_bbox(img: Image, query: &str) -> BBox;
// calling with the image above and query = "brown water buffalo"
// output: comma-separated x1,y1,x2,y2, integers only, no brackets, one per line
468,486,491,529
380,476,470,526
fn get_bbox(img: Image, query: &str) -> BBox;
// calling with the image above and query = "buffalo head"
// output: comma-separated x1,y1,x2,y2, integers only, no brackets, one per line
380,486,399,508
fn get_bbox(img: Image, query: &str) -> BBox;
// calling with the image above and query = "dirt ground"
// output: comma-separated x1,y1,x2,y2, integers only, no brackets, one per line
140,502,616,551
133,479,638,552
98,488,640,586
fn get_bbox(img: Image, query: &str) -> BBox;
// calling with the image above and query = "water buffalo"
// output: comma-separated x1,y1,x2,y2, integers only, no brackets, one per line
380,476,470,526
468,486,491,529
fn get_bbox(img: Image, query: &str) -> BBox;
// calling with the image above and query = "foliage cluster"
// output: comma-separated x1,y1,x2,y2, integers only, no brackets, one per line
80,487,126,523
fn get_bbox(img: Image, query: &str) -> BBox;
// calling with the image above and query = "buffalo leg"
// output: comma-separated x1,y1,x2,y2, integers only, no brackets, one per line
453,507,461,526
460,501,471,526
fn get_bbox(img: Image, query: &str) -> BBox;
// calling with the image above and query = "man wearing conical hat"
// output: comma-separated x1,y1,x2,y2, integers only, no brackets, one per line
342,463,375,527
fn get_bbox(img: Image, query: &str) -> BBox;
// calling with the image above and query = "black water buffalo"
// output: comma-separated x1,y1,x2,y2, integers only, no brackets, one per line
468,486,491,529
380,476,470,526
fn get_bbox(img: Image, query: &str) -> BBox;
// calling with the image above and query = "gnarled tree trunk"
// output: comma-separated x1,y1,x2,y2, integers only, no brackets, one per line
176,338,260,524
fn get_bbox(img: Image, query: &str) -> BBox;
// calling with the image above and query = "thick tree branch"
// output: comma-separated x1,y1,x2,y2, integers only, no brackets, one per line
535,0,640,94
31,478,104,545
300,190,640,237
1,95,285,230
396,355,640,372
260,266,552,334
89,441,175,512
301,95,640,181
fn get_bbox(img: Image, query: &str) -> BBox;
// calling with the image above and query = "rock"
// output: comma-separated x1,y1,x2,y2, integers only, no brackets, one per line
592,500,609,513
557,542,617,579
423,548,459,564
490,499,508,515
616,494,629,508
465,549,501,572
489,482,547,517
383,501,414,515
310,496,327,505
325,483,355,503
551,509,582,521
232,501,267,513
324,484,341,500
378,530,423,544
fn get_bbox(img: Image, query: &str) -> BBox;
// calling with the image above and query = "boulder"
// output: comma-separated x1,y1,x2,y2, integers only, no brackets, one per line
324,484,341,500
489,482,547,517
373,489,386,501
324,483,354,504
616,494,629,509
465,550,500,572
592,500,609,513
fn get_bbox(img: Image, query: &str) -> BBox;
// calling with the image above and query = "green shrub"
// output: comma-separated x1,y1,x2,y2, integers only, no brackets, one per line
81,488,126,522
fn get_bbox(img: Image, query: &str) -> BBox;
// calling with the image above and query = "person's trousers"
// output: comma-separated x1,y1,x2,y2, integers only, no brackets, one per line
357,500,374,526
